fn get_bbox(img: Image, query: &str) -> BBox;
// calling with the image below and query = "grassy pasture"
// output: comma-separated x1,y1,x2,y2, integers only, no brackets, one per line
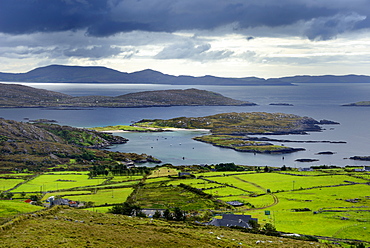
42,191,92,201
67,187,133,206
77,180,139,190
0,179,25,191
195,171,370,241
230,173,368,193
204,187,248,197
168,178,205,186
0,173,33,177
46,171,89,175
244,184,370,241
147,167,179,178
12,174,101,192
84,206,111,213
194,171,254,177
145,177,172,184
0,200,42,222
110,175,143,182
135,184,219,211
205,175,266,194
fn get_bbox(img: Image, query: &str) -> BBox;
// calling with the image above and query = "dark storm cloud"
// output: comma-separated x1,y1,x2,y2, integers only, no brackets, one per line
0,0,369,40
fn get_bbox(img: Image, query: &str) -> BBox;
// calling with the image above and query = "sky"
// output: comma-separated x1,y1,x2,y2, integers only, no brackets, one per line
1,0,370,78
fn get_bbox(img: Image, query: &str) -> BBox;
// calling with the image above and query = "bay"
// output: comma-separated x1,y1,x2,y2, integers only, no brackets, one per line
1,82,370,167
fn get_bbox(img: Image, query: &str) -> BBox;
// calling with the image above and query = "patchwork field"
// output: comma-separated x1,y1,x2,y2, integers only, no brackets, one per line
1,168,370,245
188,171,370,242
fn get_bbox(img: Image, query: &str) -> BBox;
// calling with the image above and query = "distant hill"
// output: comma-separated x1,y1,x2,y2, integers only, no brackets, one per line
1,65,370,85
278,74,370,84
0,83,71,107
0,83,255,107
0,65,290,85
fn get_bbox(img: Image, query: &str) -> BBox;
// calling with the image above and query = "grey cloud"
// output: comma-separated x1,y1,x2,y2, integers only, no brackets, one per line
155,40,233,60
303,12,367,40
63,45,122,58
0,0,369,40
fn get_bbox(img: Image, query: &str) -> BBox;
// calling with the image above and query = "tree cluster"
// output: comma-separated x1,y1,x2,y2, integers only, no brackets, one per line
156,207,186,221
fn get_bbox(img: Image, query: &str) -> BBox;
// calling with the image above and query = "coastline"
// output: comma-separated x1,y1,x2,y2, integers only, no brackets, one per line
100,127,210,133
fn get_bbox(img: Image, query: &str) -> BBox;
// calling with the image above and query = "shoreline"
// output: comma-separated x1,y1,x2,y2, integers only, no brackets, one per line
100,127,210,133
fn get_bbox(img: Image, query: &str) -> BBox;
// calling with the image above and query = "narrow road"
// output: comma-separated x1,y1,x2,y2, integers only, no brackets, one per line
233,176,279,210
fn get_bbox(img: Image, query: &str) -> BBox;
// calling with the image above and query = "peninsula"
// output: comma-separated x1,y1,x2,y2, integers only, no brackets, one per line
0,83,255,108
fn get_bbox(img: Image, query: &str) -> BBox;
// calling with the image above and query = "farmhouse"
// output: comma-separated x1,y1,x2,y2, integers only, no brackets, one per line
178,172,191,177
226,201,244,207
207,214,258,229
50,198,80,207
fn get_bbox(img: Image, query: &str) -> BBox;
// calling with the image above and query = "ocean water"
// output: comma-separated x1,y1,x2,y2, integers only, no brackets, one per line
1,82,370,167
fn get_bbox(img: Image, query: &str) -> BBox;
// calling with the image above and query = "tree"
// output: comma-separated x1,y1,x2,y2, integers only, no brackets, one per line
281,165,287,171
163,209,172,220
5,192,14,199
262,223,279,236
153,210,162,219
30,195,40,201
173,207,186,221
264,166,269,172
248,219,260,231
109,202,142,216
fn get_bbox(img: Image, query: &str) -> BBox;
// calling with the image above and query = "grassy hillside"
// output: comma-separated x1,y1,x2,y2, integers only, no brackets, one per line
2,166,369,246
0,118,158,172
0,206,334,248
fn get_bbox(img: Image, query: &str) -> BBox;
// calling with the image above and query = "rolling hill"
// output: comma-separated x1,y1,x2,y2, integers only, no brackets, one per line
0,84,255,107
2,65,370,85
0,65,290,85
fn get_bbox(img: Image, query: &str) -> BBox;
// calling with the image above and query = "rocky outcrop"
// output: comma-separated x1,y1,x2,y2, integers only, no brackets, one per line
349,156,370,161
295,158,319,162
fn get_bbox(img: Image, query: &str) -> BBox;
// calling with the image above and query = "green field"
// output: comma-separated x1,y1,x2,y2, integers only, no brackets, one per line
12,174,102,192
0,179,25,191
67,187,133,206
2,168,370,244
110,175,143,182
168,169,370,242
147,167,179,178
0,200,42,223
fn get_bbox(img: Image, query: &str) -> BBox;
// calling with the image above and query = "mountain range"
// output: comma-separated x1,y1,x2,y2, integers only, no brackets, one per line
2,64,370,85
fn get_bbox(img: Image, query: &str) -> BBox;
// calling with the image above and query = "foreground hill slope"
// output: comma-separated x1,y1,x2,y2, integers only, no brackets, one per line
0,118,159,172
0,207,331,248
0,84,254,107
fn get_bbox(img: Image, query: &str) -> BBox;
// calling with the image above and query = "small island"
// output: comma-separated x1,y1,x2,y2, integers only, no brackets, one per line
342,101,370,106
269,103,294,106
132,112,339,154
349,156,370,161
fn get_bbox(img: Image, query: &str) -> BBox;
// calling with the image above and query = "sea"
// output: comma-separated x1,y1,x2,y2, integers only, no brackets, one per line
1,82,370,168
